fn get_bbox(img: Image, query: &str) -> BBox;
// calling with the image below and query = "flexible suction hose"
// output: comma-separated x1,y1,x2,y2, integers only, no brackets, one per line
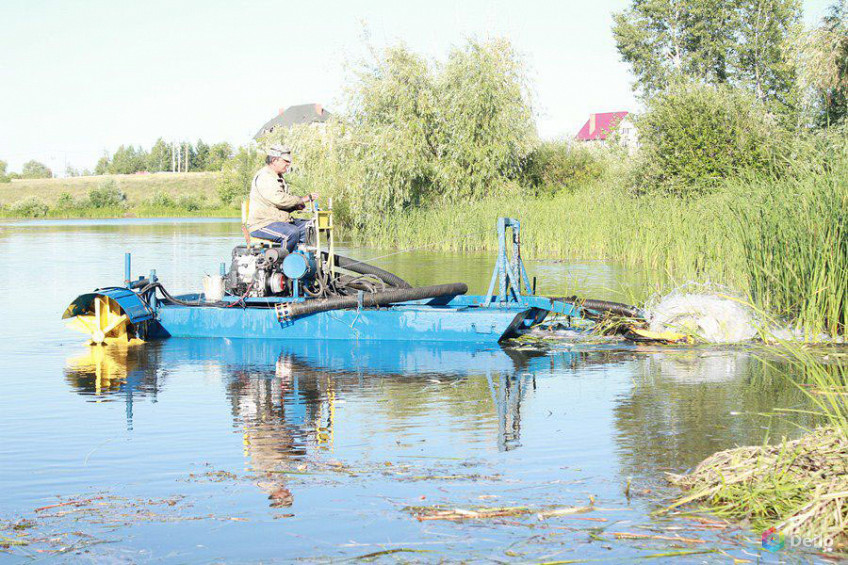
281,282,467,319
555,296,645,320
327,253,411,289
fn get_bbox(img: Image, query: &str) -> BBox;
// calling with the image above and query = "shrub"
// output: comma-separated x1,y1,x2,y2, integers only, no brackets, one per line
148,191,176,208
11,196,49,217
523,142,607,195
633,82,784,195
56,192,75,209
0,175,10,184
177,195,203,211
88,179,127,208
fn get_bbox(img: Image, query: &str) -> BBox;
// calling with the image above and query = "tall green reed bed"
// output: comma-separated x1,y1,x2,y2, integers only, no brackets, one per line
355,169,846,337
732,172,847,337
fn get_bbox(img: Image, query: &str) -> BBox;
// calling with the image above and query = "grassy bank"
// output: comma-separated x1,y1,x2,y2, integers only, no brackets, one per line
0,172,237,219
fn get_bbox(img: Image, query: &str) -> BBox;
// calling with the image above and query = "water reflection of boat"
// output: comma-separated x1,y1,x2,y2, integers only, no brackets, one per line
64,339,594,506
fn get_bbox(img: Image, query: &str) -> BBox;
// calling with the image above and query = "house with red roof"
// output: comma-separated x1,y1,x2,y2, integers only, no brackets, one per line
576,111,638,153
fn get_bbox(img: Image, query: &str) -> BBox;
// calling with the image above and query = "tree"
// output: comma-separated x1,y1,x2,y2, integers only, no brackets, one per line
206,142,233,171
65,164,80,177
147,138,172,172
218,146,262,205
434,38,536,199
192,139,209,171
21,160,52,179
799,0,848,125
0,159,9,183
95,154,110,175
109,145,147,174
612,0,801,104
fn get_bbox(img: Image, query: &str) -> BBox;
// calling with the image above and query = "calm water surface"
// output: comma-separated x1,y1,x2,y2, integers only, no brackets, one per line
0,219,827,563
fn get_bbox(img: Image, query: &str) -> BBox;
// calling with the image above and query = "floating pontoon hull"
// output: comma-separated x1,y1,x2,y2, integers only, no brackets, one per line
152,296,542,343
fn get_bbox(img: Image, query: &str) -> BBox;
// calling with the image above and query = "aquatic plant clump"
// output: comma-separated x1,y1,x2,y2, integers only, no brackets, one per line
666,427,848,550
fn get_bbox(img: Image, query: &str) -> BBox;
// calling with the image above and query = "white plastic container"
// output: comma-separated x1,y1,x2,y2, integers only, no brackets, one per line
203,274,225,302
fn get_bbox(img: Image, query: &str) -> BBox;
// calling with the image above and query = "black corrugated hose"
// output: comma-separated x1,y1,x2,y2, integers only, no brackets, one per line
280,283,468,319
327,252,412,289
554,296,645,320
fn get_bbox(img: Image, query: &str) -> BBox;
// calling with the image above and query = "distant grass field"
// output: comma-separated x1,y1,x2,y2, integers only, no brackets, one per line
0,171,237,218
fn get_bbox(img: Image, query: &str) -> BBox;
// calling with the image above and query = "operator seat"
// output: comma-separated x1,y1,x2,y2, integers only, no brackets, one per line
241,200,278,247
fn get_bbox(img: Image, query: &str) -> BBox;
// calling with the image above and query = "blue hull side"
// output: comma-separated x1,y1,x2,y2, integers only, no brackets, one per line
154,303,533,342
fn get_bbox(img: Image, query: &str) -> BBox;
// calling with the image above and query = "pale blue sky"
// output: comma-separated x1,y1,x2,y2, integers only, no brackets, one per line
0,0,834,174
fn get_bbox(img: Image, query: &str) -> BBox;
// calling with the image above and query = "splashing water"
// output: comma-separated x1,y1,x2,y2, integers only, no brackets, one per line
646,291,758,344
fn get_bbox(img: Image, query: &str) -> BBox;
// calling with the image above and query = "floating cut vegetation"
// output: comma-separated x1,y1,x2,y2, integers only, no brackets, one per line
405,503,597,521
665,427,848,550
665,345,848,549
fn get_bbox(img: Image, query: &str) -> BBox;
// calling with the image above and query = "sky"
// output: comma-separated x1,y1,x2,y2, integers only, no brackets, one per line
0,0,836,175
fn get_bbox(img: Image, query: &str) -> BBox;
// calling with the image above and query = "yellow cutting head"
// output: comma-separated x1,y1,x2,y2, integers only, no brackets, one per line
65,295,133,345
626,327,694,344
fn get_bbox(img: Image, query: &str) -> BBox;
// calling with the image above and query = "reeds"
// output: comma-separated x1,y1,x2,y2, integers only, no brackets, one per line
354,164,847,338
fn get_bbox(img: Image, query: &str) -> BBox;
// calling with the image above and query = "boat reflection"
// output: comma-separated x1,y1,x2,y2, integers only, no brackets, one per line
64,338,593,506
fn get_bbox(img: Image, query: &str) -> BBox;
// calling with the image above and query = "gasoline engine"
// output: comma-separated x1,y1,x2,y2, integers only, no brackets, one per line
222,203,408,300
225,245,318,298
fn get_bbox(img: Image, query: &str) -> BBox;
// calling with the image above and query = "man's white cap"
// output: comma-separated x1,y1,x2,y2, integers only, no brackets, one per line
267,144,292,161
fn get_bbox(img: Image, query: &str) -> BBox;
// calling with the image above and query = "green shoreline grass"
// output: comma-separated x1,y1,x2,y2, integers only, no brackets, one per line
0,206,238,220
0,171,238,221
0,172,221,207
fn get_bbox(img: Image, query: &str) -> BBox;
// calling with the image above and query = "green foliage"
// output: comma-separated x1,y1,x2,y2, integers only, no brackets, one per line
192,139,209,171
0,160,9,184
21,160,52,179
176,194,203,211
612,0,801,105
432,38,536,198
88,179,127,208
633,82,782,195
147,138,172,172
148,191,176,208
260,38,535,227
10,196,49,217
731,168,848,336
108,145,148,174
94,154,110,175
218,146,262,206
523,142,607,195
205,142,233,171
56,192,75,209
799,0,848,126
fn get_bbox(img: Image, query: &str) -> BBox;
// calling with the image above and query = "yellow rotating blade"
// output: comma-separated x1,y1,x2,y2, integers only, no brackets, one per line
626,327,694,344
65,296,132,345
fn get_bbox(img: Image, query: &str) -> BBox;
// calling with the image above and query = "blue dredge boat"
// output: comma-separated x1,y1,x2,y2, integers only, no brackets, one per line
64,209,655,345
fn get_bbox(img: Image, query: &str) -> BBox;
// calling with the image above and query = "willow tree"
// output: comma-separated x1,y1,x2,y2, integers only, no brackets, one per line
433,38,536,200
262,38,536,228
798,0,848,125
